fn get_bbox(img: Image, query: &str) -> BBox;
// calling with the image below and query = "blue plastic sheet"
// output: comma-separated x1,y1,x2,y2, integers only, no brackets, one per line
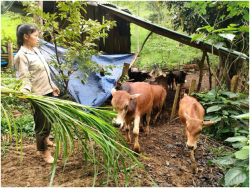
39,39,135,107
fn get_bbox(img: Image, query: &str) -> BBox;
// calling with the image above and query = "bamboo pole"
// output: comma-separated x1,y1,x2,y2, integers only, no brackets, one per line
170,84,181,121
7,42,14,70
188,79,196,95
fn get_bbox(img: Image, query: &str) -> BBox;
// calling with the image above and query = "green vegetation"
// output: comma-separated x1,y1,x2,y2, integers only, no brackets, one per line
1,14,23,48
112,1,206,69
193,88,249,187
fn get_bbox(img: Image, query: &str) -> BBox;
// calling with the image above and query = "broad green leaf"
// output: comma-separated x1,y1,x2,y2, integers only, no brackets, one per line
217,127,231,134
238,26,249,32
235,149,249,160
191,34,203,42
225,167,248,186
207,105,221,113
243,15,249,22
235,159,249,167
234,113,249,119
211,155,235,165
232,142,247,148
237,130,249,134
225,136,247,142
213,42,224,49
242,177,249,187
219,91,237,98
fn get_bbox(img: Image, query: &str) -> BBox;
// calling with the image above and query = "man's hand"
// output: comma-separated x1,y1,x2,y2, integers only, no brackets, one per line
53,88,60,97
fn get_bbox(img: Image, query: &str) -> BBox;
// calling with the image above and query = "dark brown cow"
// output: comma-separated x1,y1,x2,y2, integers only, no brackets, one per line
179,94,216,173
111,82,154,153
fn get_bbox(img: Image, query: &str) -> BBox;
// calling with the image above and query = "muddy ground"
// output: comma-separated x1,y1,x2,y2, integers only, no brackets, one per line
2,70,228,187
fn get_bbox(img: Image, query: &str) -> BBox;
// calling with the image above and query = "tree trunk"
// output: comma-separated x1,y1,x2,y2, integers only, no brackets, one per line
33,1,43,39
196,50,206,93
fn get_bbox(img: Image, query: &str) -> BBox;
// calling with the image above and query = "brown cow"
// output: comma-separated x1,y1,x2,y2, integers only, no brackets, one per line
183,64,197,70
111,82,154,153
151,85,167,123
179,94,216,173
141,85,167,127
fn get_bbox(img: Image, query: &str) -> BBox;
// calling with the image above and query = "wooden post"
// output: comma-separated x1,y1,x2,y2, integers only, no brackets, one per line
121,62,130,77
170,84,181,121
206,54,212,90
188,79,196,95
196,50,206,93
230,75,239,93
33,1,43,39
7,43,14,70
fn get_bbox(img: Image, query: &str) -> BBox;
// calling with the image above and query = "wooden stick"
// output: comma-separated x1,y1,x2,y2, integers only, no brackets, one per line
129,30,154,68
170,84,181,121
188,79,196,95
7,43,14,70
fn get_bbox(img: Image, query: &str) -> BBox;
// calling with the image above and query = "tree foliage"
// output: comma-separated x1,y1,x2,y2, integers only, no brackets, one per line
8,1,117,95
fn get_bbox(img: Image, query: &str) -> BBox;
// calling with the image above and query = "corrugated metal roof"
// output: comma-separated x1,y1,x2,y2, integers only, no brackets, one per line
97,2,249,60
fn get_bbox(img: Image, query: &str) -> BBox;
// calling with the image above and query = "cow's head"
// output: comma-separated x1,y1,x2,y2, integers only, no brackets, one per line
111,88,141,129
183,111,216,150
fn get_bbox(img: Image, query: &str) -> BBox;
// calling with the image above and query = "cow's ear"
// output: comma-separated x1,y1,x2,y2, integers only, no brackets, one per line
183,111,190,120
129,93,142,100
111,88,116,96
202,121,217,128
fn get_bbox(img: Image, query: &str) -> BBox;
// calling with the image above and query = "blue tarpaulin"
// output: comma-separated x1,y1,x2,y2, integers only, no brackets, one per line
39,39,135,107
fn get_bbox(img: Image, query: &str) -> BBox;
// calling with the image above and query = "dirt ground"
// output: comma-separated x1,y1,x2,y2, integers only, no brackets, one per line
1,70,227,187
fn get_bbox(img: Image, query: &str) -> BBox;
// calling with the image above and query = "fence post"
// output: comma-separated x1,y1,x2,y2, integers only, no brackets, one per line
121,62,130,77
188,79,196,95
7,42,14,70
170,84,181,121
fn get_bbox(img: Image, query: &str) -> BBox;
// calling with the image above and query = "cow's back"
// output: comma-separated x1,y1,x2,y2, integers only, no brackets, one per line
179,95,205,126
122,82,154,116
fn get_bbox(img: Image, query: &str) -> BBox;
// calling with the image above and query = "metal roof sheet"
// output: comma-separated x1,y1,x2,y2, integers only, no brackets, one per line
97,2,249,60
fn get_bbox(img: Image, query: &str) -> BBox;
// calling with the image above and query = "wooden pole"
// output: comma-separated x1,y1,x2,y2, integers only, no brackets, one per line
188,79,196,95
206,54,212,90
7,43,14,70
196,50,206,93
33,1,43,39
230,75,239,93
129,30,154,68
170,84,181,121
121,62,130,77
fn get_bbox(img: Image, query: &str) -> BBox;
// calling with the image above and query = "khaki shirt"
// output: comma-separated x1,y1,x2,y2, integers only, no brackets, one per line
14,46,58,96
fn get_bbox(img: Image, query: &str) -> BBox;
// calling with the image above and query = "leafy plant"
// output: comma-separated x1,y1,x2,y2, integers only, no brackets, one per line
209,128,249,187
7,1,117,95
192,88,249,140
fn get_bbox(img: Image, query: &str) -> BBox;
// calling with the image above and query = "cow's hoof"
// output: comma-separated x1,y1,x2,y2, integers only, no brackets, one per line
145,130,149,135
134,147,140,153
126,138,131,144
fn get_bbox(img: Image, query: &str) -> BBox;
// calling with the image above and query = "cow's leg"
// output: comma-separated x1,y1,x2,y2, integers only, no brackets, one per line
125,121,131,144
145,109,152,135
139,117,144,132
153,103,163,124
133,115,140,153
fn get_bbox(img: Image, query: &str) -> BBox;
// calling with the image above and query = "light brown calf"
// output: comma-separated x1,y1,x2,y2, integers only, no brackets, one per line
111,82,154,153
151,85,167,123
179,93,216,173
